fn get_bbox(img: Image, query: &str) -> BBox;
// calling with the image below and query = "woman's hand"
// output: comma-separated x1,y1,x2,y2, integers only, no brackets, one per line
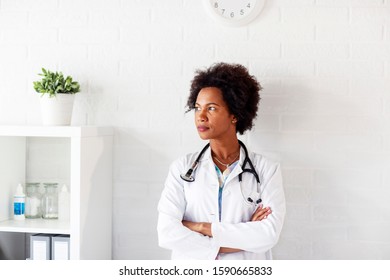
250,204,272,222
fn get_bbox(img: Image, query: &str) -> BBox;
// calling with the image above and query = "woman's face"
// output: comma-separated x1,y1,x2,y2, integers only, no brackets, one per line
194,87,236,140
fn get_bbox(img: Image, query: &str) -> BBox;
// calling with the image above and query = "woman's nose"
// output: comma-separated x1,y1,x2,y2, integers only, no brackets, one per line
197,109,207,122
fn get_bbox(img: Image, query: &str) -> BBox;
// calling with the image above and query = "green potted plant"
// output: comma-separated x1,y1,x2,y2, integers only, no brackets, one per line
33,68,80,126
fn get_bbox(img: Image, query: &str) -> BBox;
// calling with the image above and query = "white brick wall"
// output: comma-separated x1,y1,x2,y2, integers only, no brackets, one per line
0,0,389,260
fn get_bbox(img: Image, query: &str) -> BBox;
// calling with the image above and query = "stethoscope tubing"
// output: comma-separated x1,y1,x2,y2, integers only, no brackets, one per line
180,140,262,204
238,140,260,184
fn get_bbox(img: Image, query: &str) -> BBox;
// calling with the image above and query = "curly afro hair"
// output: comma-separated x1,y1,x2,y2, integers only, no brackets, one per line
186,62,262,135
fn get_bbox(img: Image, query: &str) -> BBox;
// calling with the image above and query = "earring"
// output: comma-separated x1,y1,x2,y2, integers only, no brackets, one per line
232,119,237,124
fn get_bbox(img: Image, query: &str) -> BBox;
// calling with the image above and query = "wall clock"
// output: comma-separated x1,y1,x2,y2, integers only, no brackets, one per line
203,0,266,27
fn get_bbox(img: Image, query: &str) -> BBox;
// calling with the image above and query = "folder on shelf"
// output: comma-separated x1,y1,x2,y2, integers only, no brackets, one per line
30,234,51,260
51,234,70,260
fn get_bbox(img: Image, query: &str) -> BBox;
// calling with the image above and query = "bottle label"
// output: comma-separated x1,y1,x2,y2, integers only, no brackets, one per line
14,202,25,215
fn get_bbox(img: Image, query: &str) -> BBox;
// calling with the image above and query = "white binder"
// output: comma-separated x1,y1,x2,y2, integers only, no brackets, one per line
30,234,51,260
51,234,70,260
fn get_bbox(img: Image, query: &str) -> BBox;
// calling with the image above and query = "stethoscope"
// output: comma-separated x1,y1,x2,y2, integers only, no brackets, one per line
180,140,262,205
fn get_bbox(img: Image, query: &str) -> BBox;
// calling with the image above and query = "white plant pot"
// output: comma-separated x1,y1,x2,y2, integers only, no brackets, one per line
40,93,75,126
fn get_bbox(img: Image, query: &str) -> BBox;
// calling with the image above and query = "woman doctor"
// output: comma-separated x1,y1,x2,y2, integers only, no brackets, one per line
157,62,286,260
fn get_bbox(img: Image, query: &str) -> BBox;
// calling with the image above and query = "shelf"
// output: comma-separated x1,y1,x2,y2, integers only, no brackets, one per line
0,125,113,259
0,219,70,234
0,125,113,138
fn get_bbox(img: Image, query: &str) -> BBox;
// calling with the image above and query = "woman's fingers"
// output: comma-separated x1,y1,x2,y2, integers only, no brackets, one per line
251,205,272,221
254,209,271,221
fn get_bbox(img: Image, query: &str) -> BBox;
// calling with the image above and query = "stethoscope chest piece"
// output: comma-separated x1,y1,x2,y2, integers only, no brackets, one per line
180,143,209,183
180,173,195,182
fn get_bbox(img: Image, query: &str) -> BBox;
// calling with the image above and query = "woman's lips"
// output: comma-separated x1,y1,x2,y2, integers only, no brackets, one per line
197,126,209,132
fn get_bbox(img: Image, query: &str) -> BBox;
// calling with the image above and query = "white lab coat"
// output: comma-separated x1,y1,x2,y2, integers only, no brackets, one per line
157,145,286,260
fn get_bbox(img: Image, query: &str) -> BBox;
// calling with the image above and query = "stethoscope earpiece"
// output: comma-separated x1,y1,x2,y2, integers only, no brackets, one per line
247,198,262,205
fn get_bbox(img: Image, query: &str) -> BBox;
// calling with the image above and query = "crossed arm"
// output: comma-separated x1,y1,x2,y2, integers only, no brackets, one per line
182,205,272,253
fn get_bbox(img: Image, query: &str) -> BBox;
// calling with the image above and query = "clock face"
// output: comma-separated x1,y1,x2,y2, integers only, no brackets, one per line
204,0,266,26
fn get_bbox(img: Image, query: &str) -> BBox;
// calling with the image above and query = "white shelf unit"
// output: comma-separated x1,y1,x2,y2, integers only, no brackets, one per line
0,125,113,260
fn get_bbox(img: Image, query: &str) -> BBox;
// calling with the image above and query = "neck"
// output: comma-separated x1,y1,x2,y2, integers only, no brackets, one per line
210,138,240,161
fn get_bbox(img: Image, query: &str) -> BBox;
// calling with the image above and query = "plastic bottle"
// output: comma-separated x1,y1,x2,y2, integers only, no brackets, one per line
58,184,70,221
14,183,25,220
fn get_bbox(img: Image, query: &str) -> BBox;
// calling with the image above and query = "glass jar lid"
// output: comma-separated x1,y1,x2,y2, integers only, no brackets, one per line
43,182,58,187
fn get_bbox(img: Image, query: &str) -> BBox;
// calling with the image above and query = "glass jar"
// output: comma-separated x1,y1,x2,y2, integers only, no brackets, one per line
25,183,41,219
41,183,58,219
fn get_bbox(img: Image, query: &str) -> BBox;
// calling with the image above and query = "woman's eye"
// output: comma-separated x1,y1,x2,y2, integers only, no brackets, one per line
194,106,216,112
